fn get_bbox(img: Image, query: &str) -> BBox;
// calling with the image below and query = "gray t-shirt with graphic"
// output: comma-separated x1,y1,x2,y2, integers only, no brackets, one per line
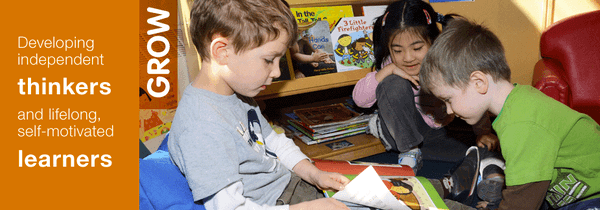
168,85,290,205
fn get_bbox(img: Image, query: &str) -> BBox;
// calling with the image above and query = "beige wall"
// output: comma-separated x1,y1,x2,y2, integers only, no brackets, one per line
431,1,541,85
553,0,600,23
178,0,599,90
430,0,599,86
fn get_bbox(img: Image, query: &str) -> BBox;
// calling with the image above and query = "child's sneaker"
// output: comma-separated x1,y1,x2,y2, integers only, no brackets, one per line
442,146,480,205
477,155,506,206
398,148,422,174
477,176,504,206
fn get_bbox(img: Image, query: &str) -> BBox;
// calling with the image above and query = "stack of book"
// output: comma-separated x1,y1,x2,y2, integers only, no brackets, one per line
285,103,375,145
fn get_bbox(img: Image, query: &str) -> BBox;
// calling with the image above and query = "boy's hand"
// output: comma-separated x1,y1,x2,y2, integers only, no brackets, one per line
290,198,349,210
476,200,491,210
310,170,350,192
292,159,349,191
477,133,499,151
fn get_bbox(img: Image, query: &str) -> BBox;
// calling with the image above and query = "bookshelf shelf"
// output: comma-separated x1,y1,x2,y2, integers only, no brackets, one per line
256,68,371,100
178,0,392,161
294,133,385,160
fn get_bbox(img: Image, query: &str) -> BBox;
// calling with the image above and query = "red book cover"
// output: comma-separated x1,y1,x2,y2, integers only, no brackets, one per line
313,159,415,176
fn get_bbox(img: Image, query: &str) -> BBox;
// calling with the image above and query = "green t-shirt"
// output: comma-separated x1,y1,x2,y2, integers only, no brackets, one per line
492,84,600,208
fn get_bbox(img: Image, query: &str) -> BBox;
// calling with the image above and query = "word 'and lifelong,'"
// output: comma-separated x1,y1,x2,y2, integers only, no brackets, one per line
18,108,99,123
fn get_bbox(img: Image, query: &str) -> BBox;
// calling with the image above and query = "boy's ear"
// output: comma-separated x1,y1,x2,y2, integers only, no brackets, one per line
470,71,489,94
210,35,230,65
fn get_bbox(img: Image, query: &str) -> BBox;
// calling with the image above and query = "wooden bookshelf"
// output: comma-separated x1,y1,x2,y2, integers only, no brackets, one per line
178,0,392,161
294,134,385,160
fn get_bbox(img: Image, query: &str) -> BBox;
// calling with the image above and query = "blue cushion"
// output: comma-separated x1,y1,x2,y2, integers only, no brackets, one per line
157,133,170,152
139,150,205,210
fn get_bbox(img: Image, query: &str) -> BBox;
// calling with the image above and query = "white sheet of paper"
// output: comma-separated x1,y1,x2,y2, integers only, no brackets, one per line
333,165,410,210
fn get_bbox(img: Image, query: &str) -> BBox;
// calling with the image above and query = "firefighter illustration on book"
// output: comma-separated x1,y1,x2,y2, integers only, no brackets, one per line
363,30,375,63
351,37,371,68
383,178,422,210
334,34,355,64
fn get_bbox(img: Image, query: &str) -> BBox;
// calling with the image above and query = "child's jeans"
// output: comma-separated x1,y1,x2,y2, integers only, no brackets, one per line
540,197,600,210
558,197,600,210
375,75,469,160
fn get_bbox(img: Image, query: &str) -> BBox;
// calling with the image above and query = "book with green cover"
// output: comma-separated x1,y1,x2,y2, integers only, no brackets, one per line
315,160,449,210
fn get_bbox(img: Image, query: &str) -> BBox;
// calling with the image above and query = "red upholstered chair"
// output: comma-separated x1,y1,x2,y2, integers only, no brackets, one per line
532,10,600,122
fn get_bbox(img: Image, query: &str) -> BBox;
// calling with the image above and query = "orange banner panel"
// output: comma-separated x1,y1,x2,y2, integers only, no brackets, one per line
4,0,139,209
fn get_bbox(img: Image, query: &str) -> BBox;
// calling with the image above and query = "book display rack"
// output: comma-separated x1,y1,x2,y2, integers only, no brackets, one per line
178,0,396,161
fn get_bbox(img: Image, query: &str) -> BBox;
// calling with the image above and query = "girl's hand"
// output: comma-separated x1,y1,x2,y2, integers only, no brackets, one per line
392,66,420,87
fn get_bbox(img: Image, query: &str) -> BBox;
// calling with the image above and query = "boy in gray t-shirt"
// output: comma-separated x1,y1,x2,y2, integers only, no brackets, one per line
168,0,350,209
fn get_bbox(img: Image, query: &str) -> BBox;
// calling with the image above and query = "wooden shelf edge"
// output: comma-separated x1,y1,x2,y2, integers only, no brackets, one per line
294,133,386,161
256,68,372,100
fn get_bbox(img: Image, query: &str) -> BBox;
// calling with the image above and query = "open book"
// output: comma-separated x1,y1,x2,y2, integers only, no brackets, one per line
315,160,448,210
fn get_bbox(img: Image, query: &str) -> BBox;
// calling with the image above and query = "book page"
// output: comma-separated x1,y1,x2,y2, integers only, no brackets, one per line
333,166,411,210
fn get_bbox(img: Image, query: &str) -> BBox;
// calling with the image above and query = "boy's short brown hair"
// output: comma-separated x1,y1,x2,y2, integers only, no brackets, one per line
420,19,511,92
190,0,297,61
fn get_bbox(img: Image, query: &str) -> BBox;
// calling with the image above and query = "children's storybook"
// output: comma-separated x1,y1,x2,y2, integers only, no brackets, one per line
361,5,387,17
293,20,338,77
284,101,374,145
286,123,366,145
289,6,353,78
314,160,449,210
331,16,377,72
288,119,368,139
293,103,361,128
290,5,354,32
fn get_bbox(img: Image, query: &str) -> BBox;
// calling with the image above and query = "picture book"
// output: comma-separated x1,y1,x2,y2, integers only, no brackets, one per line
139,109,176,142
288,120,367,140
284,111,368,135
292,20,338,77
293,103,361,128
290,5,354,32
290,119,368,136
286,124,365,145
361,5,387,17
325,140,355,151
330,16,377,72
317,163,449,210
313,159,414,176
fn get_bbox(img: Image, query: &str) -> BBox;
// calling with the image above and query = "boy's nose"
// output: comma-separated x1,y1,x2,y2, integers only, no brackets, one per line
270,64,281,79
446,104,454,115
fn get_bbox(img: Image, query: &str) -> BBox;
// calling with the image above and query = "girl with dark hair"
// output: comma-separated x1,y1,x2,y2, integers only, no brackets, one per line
353,1,504,209
354,0,463,172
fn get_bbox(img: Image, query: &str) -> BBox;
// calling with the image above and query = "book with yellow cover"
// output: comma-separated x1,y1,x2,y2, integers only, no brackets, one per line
290,5,354,32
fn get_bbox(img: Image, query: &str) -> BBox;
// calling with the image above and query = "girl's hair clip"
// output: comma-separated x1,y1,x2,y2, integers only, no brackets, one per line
424,9,432,25
382,11,389,27
437,12,445,23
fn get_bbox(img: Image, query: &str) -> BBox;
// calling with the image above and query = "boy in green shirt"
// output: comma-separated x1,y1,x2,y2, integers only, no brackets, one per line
419,18,600,209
